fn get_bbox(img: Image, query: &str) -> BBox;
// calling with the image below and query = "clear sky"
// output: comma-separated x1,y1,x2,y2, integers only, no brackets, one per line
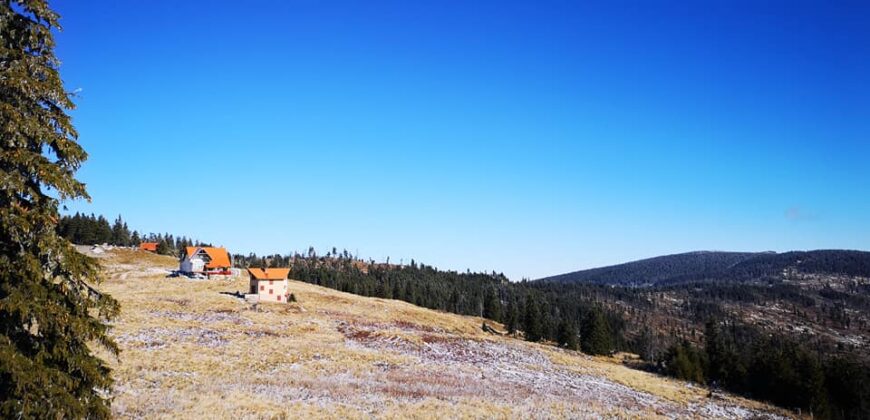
53,0,869,280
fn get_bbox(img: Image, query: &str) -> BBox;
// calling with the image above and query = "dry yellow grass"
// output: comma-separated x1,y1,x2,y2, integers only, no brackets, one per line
91,248,790,419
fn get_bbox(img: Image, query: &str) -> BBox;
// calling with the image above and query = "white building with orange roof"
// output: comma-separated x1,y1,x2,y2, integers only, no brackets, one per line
179,246,233,276
247,268,290,303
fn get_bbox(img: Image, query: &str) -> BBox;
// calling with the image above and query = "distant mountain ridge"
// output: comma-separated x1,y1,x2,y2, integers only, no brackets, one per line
535,250,870,286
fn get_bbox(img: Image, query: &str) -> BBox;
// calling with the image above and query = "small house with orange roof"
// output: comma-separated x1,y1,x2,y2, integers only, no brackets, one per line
247,268,290,303
180,246,233,276
139,242,158,252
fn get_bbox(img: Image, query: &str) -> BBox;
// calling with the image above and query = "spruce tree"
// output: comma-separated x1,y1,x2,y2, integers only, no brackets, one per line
95,215,112,244
580,308,612,355
664,341,706,384
557,318,579,350
0,1,120,417
524,295,543,342
156,239,172,256
482,288,502,322
504,299,518,335
111,215,130,246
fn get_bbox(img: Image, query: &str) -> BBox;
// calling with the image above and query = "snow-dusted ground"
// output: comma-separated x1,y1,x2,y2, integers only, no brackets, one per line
334,320,783,419
98,248,789,419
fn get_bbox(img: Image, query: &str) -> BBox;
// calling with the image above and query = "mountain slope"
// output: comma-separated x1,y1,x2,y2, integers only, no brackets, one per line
90,248,784,418
536,251,760,286
536,250,870,287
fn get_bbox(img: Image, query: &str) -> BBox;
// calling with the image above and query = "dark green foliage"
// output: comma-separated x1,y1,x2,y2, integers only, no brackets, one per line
580,308,612,355
663,341,706,384
57,213,208,260
556,318,579,350
704,320,746,390
482,287,502,322
523,295,543,342
282,253,512,319
824,357,870,419
58,212,114,244
743,336,829,417
156,239,174,256
1,1,119,417
691,318,870,419
111,215,131,246
503,298,518,335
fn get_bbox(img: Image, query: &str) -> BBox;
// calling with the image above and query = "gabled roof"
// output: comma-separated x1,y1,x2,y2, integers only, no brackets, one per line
247,268,290,280
185,246,232,268
139,242,158,252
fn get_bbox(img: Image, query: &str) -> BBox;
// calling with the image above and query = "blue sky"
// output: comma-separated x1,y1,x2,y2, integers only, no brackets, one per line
54,0,869,280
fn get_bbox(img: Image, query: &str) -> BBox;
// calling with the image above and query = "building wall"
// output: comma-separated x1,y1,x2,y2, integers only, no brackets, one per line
254,279,288,303
180,256,205,273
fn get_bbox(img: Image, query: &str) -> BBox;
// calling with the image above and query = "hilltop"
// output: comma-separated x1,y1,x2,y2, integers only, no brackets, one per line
535,251,758,286
535,250,870,287
87,248,784,419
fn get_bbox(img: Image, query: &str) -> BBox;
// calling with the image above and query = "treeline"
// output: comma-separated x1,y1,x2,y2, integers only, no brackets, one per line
539,251,757,286
233,249,619,355
537,250,870,287
728,250,870,280
57,213,208,256
661,320,870,418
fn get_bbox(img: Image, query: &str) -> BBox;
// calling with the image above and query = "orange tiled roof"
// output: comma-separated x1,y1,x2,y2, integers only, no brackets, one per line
185,246,232,269
139,242,158,252
247,268,290,280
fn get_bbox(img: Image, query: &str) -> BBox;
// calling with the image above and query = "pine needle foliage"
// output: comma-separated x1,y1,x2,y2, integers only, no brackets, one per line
1,1,120,417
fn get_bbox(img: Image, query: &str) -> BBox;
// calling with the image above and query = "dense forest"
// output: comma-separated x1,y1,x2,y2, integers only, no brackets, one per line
537,250,870,286
57,213,208,256
660,320,870,419
537,251,759,286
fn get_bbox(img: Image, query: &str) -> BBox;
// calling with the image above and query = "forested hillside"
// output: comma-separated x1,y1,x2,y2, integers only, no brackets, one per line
537,250,870,287
535,250,870,418
537,251,758,286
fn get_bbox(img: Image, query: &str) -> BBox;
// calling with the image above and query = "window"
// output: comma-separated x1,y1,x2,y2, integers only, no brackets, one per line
269,289,273,294
260,285,264,291
277,295,282,301
269,280,273,285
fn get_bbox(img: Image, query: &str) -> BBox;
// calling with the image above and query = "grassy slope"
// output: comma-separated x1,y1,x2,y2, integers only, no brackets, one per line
92,249,788,419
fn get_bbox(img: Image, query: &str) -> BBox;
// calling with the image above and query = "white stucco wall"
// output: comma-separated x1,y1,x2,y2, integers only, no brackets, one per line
180,256,205,273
